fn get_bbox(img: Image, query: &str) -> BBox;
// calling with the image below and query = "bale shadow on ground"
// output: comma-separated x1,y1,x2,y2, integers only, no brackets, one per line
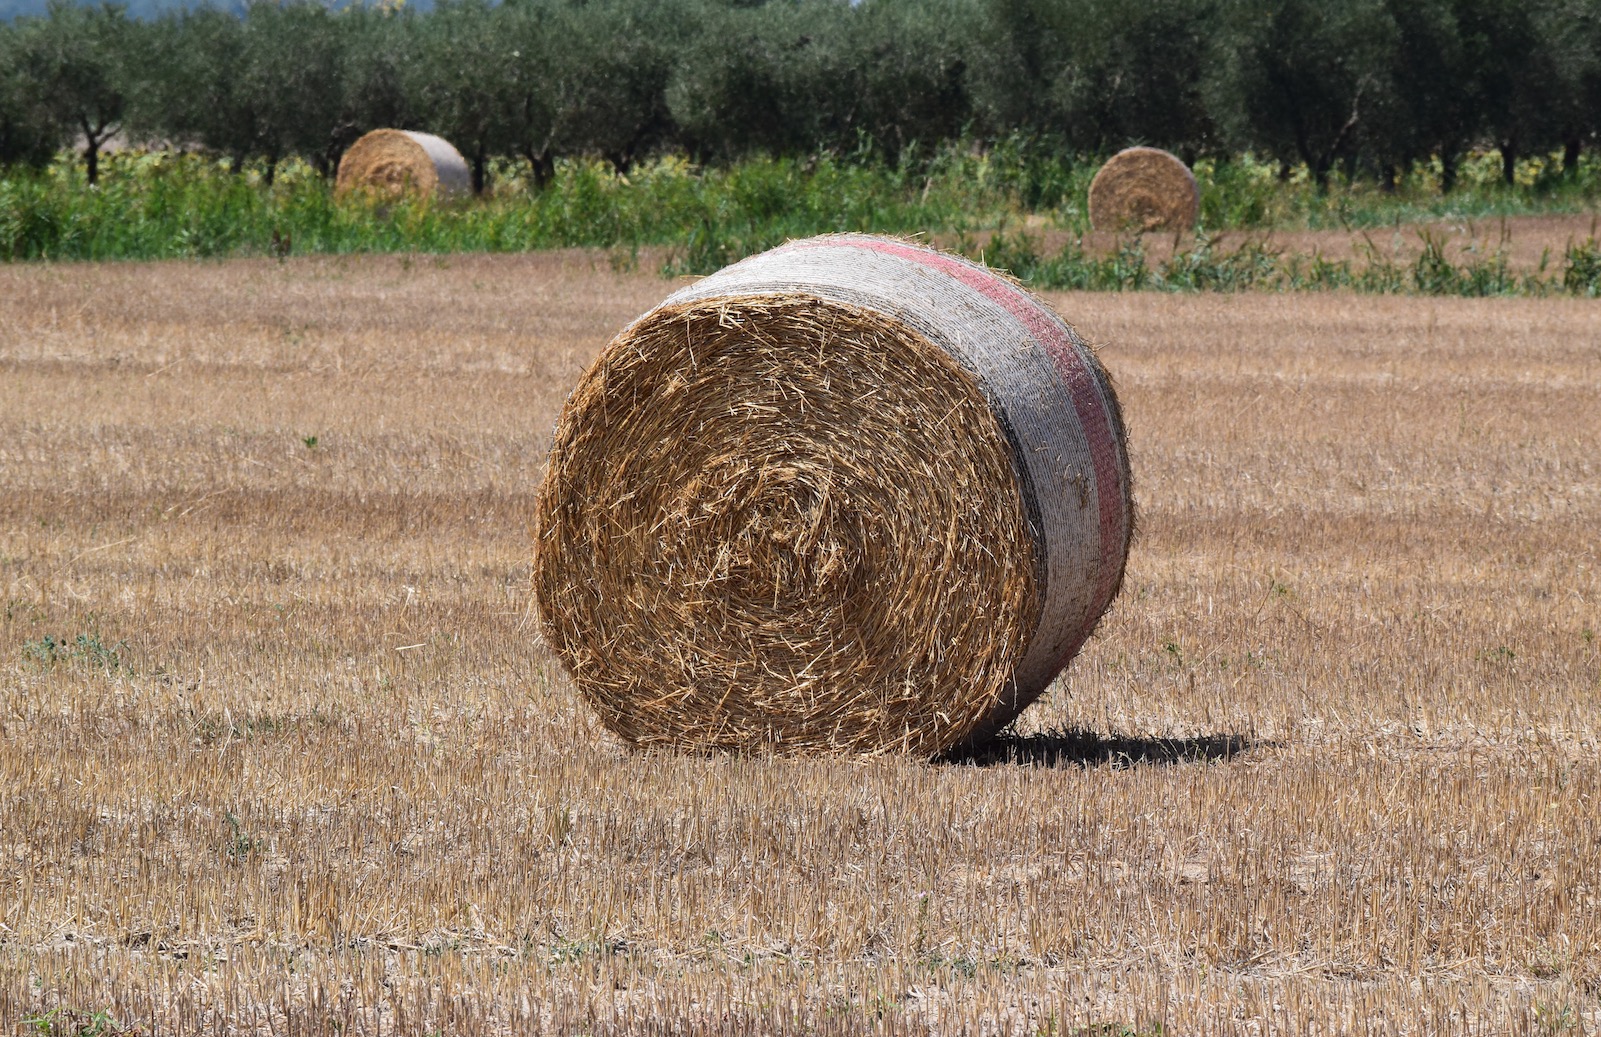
942,729,1256,769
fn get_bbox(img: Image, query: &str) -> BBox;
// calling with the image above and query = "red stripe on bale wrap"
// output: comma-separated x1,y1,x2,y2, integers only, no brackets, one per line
800,237,1129,658
688,234,1133,737
535,233,1133,754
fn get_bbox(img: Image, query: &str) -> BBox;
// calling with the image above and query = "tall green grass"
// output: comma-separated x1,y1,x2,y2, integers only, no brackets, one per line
3,143,1601,298
1194,151,1601,232
979,229,1601,297
0,149,1027,262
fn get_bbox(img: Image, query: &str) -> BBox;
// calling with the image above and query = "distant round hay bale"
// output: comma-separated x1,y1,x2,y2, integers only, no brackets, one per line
533,234,1133,757
335,129,471,200
1088,147,1199,233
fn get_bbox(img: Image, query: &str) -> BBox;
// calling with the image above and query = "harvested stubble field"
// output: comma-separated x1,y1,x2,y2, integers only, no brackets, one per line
1,252,1598,1036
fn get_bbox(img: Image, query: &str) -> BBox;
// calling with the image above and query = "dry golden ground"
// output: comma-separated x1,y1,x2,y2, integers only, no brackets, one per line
1,252,1599,1035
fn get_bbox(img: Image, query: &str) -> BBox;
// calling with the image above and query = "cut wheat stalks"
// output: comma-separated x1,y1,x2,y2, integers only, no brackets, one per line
335,129,472,200
533,234,1134,757
1088,147,1199,233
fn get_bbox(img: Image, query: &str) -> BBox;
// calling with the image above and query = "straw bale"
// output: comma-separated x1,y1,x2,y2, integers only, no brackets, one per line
335,129,472,200
534,235,1133,757
1088,147,1199,233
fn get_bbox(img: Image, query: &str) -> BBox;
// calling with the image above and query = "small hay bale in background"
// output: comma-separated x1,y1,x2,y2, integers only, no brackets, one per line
1088,146,1199,233
533,234,1134,757
335,129,472,200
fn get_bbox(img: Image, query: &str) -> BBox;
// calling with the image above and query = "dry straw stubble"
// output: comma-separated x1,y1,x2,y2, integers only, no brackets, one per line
4,256,1600,1033
335,128,473,200
1088,146,1200,233
534,235,1133,757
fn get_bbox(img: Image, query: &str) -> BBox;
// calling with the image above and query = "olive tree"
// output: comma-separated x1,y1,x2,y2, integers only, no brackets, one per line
12,1,143,183
402,0,518,192
1204,0,1399,190
0,20,62,167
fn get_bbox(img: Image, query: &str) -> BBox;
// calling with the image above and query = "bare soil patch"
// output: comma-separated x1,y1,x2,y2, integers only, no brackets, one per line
1,253,1598,1034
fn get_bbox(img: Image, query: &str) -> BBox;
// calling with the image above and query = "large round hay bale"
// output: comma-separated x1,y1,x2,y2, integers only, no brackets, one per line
1088,146,1199,233
335,129,472,200
533,234,1133,757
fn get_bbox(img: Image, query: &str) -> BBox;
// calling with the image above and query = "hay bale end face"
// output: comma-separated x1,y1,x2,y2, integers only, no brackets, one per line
1088,146,1199,233
335,129,472,200
534,235,1133,757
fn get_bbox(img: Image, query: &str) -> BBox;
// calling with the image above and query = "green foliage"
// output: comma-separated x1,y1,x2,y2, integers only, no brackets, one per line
963,0,1213,151
404,0,513,191
1204,0,1397,190
1194,151,1601,230
979,232,1153,291
664,0,975,165
971,226,1601,297
1411,229,1517,296
4,0,1601,203
0,147,1017,261
1075,0,1216,156
1562,236,1601,295
22,632,127,671
0,24,61,166
148,2,349,178
1463,0,1577,185
6,1,144,183
23,1006,130,1037
223,809,257,860
337,4,415,151
3,143,1601,293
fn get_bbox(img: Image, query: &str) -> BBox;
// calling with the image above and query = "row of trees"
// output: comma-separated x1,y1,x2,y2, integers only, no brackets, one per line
3,0,1600,192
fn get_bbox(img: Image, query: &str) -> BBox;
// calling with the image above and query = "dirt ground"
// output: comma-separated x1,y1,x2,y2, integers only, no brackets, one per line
1,251,1598,1035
